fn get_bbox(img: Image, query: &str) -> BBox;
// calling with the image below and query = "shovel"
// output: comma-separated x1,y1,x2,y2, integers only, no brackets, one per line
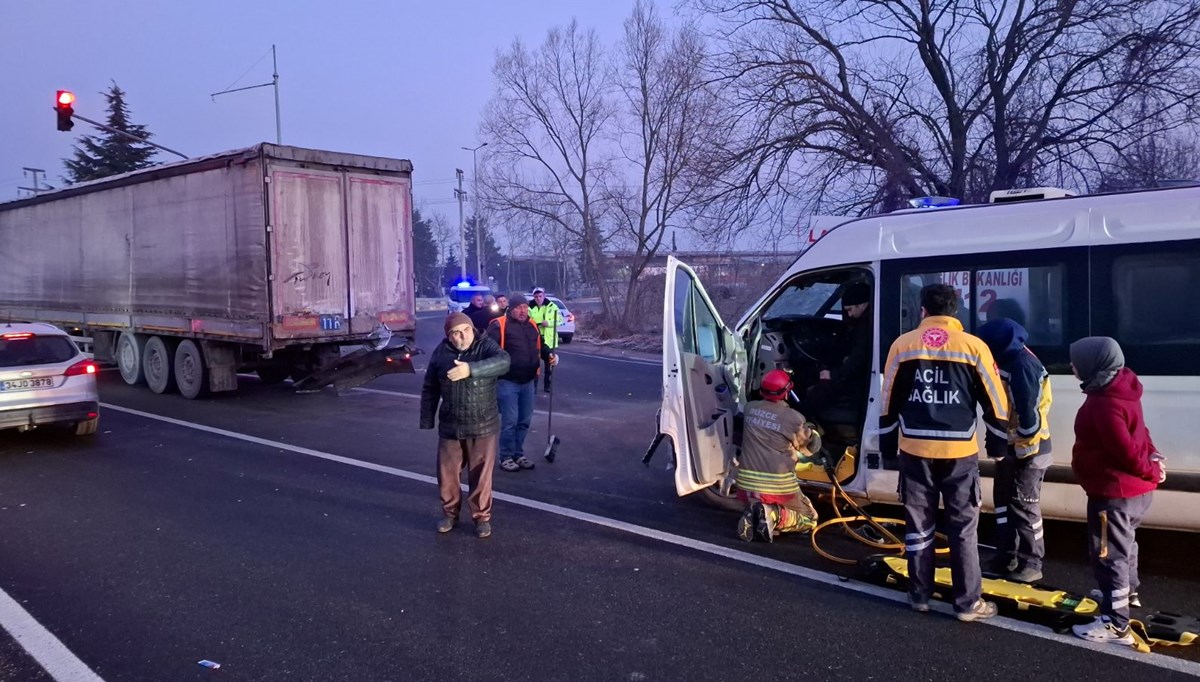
543,362,560,462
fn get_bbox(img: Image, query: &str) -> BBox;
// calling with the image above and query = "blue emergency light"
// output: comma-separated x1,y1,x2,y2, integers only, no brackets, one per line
908,196,961,209
455,280,473,288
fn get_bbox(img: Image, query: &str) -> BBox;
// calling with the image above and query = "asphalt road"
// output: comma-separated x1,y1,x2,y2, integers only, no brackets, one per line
0,312,1197,680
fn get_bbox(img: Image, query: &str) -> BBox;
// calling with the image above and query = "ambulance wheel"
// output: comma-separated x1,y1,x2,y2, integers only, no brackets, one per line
698,484,744,513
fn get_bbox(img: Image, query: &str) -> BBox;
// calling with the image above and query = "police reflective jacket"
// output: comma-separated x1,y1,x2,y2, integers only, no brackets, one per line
528,299,561,349
880,316,1009,460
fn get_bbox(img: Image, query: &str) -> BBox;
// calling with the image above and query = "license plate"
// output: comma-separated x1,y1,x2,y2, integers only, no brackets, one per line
319,315,342,331
0,377,55,391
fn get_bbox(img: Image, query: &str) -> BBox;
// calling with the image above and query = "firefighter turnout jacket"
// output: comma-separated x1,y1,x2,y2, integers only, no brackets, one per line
880,316,1009,460
736,399,813,495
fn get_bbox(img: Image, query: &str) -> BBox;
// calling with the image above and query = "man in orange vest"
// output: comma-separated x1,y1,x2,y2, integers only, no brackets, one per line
487,293,558,472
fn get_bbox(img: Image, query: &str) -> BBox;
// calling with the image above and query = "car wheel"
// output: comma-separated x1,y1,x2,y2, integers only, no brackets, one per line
73,416,99,436
143,336,177,394
117,332,147,385
696,484,744,513
560,333,573,344
174,339,209,400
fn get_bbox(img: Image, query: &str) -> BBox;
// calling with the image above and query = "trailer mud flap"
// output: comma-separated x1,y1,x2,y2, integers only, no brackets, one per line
292,345,416,395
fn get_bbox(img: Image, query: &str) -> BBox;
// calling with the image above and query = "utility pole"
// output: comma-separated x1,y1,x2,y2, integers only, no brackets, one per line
18,167,46,196
455,169,467,281
211,44,283,145
461,142,488,282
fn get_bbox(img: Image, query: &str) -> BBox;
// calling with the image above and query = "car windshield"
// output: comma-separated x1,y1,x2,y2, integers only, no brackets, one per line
0,336,77,367
762,281,841,321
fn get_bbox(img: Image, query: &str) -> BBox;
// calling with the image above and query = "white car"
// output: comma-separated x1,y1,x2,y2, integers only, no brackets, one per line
527,294,576,343
0,323,99,436
446,284,493,314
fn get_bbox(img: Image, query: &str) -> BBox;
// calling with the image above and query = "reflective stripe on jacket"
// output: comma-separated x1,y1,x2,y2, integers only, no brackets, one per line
880,316,1009,459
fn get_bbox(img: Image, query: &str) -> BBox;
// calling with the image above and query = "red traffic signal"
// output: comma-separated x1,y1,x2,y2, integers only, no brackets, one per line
55,90,75,131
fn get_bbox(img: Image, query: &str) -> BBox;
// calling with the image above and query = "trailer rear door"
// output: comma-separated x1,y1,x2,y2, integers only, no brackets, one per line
268,167,351,338
346,174,414,335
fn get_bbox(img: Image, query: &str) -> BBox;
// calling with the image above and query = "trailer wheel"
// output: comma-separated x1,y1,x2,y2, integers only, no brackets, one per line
143,336,177,394
117,332,147,385
174,340,209,399
73,416,99,436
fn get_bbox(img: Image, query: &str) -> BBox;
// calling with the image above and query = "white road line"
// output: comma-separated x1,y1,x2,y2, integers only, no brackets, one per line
98,403,1200,677
0,588,103,682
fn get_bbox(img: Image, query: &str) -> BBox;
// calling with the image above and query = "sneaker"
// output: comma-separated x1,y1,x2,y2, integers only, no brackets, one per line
956,599,998,622
910,598,930,613
475,521,492,539
736,509,755,542
1007,566,1044,584
515,456,536,470
752,502,775,543
436,517,457,534
499,458,520,472
1072,619,1134,645
1087,589,1142,608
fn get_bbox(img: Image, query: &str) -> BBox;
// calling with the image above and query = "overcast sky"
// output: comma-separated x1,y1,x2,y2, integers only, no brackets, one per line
0,1,636,213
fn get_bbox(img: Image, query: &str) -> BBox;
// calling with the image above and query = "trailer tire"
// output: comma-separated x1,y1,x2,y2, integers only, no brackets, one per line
174,340,209,399
73,416,99,436
143,336,177,394
116,332,147,386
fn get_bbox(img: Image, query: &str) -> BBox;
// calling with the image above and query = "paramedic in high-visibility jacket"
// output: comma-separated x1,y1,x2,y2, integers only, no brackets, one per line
879,283,1010,622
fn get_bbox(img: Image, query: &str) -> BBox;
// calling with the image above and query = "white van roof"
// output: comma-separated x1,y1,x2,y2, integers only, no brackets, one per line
794,185,1200,273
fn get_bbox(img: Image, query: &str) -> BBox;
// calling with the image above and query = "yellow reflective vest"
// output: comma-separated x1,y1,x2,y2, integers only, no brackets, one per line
880,316,1009,460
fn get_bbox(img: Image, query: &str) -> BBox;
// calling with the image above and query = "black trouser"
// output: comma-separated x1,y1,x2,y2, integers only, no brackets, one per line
899,452,983,614
1087,493,1152,630
992,456,1047,572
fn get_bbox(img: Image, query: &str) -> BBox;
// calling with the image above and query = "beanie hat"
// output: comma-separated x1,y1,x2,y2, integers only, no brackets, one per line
842,282,871,306
445,312,473,335
508,293,529,308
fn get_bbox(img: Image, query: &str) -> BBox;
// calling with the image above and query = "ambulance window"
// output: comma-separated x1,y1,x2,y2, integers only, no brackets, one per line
674,270,723,362
899,272,969,333
974,265,1065,345
1114,253,1200,344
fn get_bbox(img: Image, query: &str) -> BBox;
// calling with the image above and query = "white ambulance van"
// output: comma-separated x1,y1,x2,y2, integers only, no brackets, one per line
658,185,1200,531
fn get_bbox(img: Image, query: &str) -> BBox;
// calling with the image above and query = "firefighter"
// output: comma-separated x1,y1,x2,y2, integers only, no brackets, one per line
735,369,820,543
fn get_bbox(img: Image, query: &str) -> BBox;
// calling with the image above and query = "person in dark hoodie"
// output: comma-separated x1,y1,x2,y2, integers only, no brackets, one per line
487,293,557,472
1068,337,1166,646
421,312,511,539
978,319,1054,583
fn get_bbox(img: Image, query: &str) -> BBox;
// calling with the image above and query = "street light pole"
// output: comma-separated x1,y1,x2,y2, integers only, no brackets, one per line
211,44,283,145
462,142,488,282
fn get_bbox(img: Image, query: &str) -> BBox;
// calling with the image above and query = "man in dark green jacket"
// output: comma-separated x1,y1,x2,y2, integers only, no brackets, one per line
421,312,511,538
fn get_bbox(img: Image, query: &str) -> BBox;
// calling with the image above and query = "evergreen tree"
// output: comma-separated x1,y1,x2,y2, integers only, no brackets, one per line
63,82,158,183
412,208,441,296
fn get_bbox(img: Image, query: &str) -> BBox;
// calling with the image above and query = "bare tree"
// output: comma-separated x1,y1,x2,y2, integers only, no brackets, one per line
609,1,727,328
697,0,1200,216
481,21,618,315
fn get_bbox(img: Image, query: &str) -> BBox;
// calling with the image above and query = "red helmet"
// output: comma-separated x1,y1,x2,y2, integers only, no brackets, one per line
759,369,793,401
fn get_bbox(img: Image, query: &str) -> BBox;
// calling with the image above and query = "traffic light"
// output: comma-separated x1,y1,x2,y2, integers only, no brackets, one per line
55,90,75,131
